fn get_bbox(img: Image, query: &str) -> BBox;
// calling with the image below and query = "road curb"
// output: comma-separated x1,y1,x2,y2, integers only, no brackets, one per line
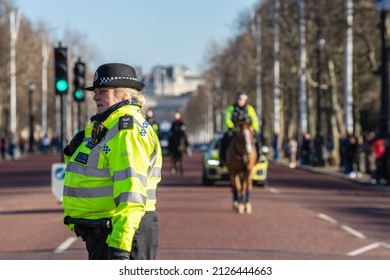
270,159,390,191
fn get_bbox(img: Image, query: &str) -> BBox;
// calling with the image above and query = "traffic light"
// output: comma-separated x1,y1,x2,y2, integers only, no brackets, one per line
73,60,86,102
54,46,68,95
73,89,84,102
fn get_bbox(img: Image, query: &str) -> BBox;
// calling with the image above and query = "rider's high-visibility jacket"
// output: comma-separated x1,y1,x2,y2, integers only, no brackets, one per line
63,104,162,252
223,103,260,133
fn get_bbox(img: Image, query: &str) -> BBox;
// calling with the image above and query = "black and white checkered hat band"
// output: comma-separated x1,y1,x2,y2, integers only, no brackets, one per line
99,76,138,85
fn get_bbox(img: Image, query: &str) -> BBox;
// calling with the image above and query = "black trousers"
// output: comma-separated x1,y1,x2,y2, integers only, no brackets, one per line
75,211,159,260
219,133,233,163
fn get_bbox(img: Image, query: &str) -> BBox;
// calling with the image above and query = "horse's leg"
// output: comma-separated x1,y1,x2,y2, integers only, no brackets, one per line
230,174,239,211
245,172,253,214
237,172,248,214
235,174,245,214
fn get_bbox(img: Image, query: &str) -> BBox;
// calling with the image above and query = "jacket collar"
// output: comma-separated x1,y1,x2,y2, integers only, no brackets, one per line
90,100,130,123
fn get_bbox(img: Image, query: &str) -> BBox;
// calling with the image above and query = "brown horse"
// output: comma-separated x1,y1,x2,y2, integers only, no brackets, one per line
225,121,258,214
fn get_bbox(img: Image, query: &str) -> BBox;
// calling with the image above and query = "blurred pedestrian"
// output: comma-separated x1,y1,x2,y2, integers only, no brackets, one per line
383,136,390,184
19,136,26,155
286,137,298,168
362,131,376,179
0,136,6,160
343,134,361,178
300,133,311,165
168,112,190,174
41,134,50,154
8,132,16,160
146,109,160,138
372,133,387,184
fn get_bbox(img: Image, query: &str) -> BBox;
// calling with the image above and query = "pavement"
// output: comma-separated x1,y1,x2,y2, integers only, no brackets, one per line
271,158,390,190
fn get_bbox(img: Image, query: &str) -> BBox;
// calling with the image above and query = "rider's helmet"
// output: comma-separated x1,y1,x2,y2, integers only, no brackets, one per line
235,91,248,101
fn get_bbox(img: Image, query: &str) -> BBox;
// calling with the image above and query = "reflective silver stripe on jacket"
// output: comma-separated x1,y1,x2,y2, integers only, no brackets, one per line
113,167,147,186
148,140,161,177
67,162,111,178
64,185,155,204
148,167,161,178
147,189,157,200
114,192,147,206
87,144,102,169
98,123,118,146
63,185,113,198
98,115,144,148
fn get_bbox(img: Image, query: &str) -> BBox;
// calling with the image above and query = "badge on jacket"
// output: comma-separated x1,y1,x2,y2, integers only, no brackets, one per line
119,116,133,130
75,152,89,165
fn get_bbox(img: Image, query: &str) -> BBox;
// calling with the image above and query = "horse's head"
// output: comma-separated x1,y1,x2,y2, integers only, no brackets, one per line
236,121,255,155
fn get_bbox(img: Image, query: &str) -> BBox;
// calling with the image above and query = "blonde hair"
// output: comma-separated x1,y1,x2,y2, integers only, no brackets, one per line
114,87,145,107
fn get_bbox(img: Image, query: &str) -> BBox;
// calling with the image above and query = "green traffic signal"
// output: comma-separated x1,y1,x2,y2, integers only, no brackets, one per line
56,79,68,92
73,89,84,102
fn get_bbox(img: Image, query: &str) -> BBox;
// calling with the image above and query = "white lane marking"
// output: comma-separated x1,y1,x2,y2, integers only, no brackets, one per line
54,237,78,253
317,213,366,239
341,225,367,239
381,243,390,249
265,186,280,194
317,213,338,224
347,242,383,256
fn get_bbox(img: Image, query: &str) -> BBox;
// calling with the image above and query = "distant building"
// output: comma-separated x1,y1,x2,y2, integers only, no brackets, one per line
139,65,204,144
141,65,204,97
144,93,193,123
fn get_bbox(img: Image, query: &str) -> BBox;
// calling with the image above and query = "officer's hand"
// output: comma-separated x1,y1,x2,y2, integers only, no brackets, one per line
107,247,130,260
64,130,85,156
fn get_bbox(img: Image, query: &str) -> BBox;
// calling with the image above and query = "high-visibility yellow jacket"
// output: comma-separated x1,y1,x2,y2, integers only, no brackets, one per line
63,104,162,252
223,103,260,133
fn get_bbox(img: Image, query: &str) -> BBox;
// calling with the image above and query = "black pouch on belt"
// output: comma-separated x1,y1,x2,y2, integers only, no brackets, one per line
74,224,90,241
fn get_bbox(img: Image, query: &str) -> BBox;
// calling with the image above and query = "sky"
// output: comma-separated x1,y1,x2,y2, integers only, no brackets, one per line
13,0,261,74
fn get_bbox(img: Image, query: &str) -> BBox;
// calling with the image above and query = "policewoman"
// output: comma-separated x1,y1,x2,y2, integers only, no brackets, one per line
62,63,162,260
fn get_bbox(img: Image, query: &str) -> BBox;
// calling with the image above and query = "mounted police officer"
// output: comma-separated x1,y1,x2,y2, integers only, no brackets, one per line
219,91,260,166
62,63,162,260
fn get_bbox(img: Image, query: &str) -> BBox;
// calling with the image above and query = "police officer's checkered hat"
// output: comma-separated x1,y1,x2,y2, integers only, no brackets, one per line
85,63,145,91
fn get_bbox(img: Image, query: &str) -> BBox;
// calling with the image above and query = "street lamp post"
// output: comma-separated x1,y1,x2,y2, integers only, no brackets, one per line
376,0,390,137
28,82,36,153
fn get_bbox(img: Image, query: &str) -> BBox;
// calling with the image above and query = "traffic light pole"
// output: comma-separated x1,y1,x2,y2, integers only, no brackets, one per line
77,102,82,132
54,43,69,162
60,93,65,163
73,59,86,131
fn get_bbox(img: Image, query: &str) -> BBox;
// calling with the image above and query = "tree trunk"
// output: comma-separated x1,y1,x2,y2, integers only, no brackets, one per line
328,59,341,166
